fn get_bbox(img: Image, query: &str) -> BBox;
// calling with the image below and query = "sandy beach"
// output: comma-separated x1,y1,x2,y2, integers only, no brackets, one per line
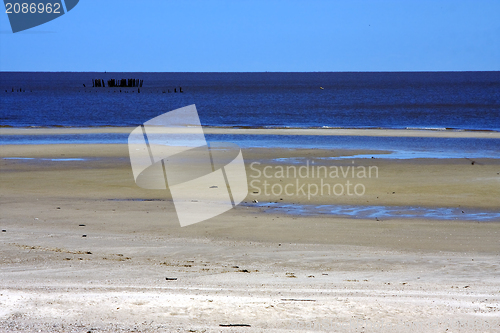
1,129,499,332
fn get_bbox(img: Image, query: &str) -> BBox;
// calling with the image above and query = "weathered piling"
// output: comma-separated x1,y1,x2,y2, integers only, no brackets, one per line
94,78,144,88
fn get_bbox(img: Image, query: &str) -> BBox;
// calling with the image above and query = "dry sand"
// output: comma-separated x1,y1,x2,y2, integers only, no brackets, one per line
0,132,499,332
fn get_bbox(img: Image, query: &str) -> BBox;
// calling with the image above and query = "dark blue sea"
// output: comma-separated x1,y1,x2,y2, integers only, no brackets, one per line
1,71,499,130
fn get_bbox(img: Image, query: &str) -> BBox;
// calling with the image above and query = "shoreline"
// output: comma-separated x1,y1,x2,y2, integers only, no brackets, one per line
1,126,500,138
2,143,499,211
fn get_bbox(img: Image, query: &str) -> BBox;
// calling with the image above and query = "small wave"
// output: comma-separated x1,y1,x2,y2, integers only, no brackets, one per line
3,157,88,161
405,127,448,131
1,124,499,133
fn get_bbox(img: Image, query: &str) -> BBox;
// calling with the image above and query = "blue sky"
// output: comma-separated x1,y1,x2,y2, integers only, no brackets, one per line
0,0,499,72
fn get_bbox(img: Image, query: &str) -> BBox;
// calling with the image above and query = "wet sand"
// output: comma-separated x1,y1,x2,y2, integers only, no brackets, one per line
1,133,499,332
1,126,500,138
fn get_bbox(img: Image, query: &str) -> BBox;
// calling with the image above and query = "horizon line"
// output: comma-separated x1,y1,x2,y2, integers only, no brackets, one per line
1,70,499,74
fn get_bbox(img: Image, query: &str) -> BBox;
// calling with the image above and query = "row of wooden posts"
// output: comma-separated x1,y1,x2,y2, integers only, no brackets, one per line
90,78,144,88
5,85,184,93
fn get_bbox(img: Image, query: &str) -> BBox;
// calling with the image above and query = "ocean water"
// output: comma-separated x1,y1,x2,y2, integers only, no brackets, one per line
1,71,499,130
247,202,500,222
